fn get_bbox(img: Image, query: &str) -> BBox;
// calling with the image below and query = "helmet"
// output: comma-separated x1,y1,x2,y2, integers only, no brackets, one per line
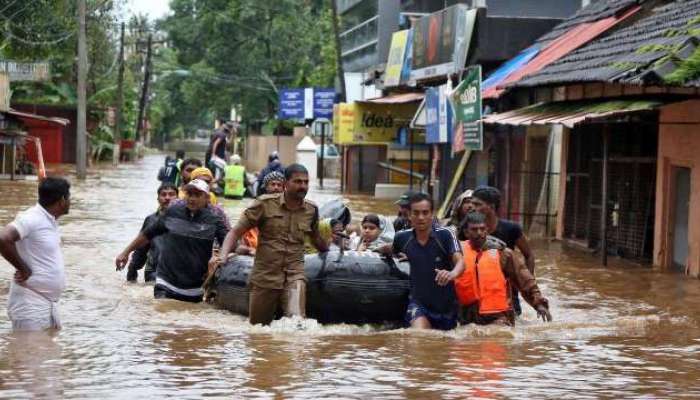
268,151,280,162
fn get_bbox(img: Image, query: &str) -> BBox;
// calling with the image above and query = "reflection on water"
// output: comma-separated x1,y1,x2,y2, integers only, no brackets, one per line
0,154,699,398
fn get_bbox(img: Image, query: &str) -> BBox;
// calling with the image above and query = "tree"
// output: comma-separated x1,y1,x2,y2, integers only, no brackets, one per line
151,0,337,139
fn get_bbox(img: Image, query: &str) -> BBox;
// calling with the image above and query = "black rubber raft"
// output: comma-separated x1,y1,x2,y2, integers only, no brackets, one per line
209,250,411,324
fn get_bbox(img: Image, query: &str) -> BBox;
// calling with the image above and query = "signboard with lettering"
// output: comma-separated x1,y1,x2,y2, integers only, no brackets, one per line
278,88,306,120
313,88,335,119
279,87,336,120
410,6,477,82
0,60,50,81
333,102,418,145
450,65,482,151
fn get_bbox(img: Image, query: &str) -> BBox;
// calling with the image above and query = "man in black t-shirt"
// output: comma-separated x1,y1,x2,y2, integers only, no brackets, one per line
471,186,536,315
205,122,232,167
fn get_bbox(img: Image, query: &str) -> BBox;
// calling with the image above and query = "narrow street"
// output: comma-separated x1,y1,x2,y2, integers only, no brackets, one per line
1,155,699,398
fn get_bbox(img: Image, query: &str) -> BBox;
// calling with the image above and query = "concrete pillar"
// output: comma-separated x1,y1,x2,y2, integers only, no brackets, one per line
296,136,317,181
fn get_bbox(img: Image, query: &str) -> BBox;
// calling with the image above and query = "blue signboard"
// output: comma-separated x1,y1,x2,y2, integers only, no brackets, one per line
425,84,452,144
313,88,335,119
278,88,306,120
425,87,440,143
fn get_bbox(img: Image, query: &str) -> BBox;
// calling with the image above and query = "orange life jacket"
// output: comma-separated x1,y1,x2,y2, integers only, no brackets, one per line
455,242,511,315
242,228,259,249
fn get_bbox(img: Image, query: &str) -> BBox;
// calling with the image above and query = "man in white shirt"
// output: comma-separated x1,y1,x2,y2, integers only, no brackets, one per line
0,177,70,331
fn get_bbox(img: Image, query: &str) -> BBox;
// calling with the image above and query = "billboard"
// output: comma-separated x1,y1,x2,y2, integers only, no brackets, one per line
333,102,418,145
450,65,482,151
410,5,477,81
384,30,409,88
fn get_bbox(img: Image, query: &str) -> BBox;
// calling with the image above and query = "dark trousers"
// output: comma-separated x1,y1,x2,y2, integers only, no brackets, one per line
154,284,202,303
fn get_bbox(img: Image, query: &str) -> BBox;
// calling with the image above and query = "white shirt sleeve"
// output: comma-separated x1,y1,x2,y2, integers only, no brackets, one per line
10,211,36,240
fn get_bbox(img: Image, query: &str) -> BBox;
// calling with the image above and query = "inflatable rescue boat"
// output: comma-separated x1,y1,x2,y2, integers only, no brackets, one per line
209,250,410,324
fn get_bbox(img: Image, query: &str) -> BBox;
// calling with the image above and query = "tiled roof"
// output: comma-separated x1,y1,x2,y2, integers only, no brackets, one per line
515,0,700,88
535,0,640,46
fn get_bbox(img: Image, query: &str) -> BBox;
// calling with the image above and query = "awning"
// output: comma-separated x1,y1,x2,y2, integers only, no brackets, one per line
358,92,424,104
3,109,70,126
483,100,663,128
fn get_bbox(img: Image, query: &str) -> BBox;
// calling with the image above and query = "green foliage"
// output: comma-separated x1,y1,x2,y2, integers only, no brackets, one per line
153,0,337,139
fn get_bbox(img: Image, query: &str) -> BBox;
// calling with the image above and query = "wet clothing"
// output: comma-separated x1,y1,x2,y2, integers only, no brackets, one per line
249,280,306,325
406,298,457,330
490,219,526,315
235,193,321,289
255,160,283,196
235,193,321,324
393,227,461,316
457,238,547,326
172,198,230,230
143,203,228,302
127,211,163,282
7,204,65,331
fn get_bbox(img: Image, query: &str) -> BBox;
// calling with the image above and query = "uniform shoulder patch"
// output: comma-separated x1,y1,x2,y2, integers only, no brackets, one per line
303,198,318,208
259,193,282,201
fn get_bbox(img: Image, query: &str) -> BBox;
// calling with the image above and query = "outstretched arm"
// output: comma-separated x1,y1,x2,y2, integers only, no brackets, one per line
115,233,150,271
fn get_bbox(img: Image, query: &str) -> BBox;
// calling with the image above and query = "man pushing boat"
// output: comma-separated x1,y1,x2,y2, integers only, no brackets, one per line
216,164,329,325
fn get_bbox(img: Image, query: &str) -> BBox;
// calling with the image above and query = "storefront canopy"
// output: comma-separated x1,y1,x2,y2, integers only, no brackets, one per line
4,109,70,127
483,100,664,128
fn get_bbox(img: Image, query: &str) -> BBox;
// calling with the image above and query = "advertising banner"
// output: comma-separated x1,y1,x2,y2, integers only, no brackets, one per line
410,5,476,82
450,65,482,151
333,102,418,145
384,30,409,88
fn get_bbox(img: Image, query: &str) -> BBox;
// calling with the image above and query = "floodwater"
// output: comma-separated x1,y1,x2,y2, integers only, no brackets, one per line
1,154,699,399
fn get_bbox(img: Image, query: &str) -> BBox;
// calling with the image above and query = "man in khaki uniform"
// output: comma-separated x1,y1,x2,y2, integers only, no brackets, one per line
218,164,329,325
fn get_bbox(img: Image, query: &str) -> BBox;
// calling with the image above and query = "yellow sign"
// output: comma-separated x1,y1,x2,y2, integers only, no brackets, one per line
384,30,409,88
333,101,418,145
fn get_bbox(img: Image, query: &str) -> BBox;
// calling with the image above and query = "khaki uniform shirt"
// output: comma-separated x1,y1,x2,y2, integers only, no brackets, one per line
235,193,320,289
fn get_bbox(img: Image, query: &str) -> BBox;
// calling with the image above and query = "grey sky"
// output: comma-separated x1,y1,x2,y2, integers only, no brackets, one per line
125,0,171,20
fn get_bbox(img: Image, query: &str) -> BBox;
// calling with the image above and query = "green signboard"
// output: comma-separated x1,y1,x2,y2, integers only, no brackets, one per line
450,65,482,151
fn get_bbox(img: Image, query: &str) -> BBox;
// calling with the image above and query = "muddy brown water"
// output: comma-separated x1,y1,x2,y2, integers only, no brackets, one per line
1,154,699,399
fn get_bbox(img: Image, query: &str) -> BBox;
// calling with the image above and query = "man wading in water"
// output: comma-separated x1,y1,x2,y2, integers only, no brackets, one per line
378,192,464,330
0,177,70,331
471,186,536,316
115,179,228,302
125,182,178,282
217,164,328,325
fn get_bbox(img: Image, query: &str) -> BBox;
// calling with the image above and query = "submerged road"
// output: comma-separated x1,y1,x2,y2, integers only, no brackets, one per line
1,154,699,398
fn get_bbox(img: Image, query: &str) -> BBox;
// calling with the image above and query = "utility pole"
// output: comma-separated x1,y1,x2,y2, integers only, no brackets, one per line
135,34,152,143
330,0,346,102
112,22,125,165
76,0,87,179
